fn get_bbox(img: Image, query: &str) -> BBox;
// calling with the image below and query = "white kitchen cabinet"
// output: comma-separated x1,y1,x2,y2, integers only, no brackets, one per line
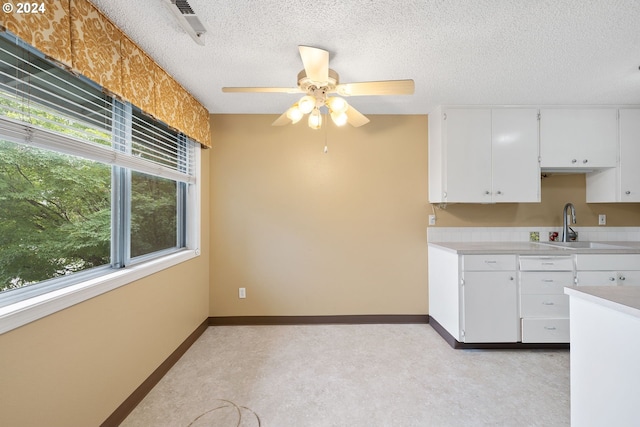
576,270,640,286
540,108,617,169
462,270,519,342
587,108,640,202
518,256,573,343
428,246,519,344
428,107,540,203
575,254,640,286
619,109,640,201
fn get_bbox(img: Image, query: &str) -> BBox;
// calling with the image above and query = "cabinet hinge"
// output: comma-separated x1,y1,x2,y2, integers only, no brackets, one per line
443,113,447,121
537,112,541,120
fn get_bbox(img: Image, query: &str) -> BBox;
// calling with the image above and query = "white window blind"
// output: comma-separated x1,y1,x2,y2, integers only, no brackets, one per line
0,34,194,183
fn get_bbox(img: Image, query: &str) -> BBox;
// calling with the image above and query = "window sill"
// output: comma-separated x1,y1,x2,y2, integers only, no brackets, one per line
0,249,199,335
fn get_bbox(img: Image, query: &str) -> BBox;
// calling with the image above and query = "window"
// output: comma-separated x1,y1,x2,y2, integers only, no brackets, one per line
0,34,199,317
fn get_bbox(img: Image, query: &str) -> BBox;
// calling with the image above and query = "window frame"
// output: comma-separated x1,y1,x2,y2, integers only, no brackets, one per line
0,145,201,335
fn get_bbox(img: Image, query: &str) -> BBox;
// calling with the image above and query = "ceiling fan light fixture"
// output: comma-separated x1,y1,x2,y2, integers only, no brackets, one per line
298,95,316,114
286,104,303,124
308,108,322,129
326,97,348,114
330,111,348,127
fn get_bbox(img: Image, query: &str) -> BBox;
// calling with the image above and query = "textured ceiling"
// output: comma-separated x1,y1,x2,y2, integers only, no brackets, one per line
89,0,640,115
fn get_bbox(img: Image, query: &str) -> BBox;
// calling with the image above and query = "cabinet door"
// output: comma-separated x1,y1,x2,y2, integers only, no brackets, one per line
462,271,519,342
540,109,617,168
616,271,640,286
491,109,540,202
443,109,492,202
619,109,640,201
576,271,618,286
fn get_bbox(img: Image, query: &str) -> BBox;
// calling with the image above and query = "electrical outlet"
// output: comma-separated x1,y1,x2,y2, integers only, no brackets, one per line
428,215,436,225
239,288,246,299
598,214,606,226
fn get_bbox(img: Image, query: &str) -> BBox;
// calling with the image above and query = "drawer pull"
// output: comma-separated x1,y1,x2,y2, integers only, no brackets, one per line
542,279,555,283
484,260,497,264
609,277,616,282
542,301,555,305
544,326,557,331
541,262,555,266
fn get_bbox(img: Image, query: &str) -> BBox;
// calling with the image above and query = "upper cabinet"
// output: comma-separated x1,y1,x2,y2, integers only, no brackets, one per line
539,108,618,170
429,107,540,203
587,109,640,203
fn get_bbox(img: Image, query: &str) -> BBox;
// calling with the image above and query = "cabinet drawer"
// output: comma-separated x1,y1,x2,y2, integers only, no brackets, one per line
462,255,516,271
520,294,569,317
575,254,640,271
521,318,569,343
519,256,573,271
520,272,574,294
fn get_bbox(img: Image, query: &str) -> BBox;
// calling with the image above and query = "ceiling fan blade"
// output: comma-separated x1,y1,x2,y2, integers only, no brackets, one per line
345,105,370,127
335,79,415,96
298,45,329,83
272,110,291,126
222,87,301,93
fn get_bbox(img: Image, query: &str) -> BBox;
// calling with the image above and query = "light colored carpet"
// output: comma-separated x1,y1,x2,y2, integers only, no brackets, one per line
122,324,569,426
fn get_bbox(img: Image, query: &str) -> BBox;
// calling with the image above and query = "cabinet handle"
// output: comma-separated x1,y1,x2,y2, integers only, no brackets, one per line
542,301,555,305
609,277,616,281
509,276,514,281
484,260,497,264
626,191,631,195
544,326,557,331
571,159,577,164
583,159,588,164
619,276,626,281
541,262,555,266
542,279,555,283
484,191,491,195
496,190,502,195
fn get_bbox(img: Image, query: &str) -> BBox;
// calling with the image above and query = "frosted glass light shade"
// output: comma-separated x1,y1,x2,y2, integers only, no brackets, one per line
298,95,316,114
330,111,348,126
308,108,322,129
286,105,303,124
326,97,348,114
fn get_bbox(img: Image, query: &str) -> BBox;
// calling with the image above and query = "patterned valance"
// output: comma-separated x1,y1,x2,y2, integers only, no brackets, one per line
0,0,211,147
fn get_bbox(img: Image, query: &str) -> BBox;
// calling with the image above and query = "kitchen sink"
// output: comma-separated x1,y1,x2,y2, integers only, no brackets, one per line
535,241,629,250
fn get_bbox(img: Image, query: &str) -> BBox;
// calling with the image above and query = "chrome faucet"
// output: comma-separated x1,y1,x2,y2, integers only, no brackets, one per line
562,202,577,242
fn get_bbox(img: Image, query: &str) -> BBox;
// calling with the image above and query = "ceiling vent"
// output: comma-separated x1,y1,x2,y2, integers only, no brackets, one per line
163,0,207,46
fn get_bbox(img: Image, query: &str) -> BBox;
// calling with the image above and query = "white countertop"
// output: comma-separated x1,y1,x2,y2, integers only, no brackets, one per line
564,286,640,319
428,241,640,255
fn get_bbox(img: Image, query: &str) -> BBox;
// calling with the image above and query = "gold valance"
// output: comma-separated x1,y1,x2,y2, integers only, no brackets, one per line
0,0,211,147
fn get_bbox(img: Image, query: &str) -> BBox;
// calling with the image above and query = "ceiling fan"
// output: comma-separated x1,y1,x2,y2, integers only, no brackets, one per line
222,46,415,129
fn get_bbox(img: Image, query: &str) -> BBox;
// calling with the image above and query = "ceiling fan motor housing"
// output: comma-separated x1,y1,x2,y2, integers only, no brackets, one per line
297,69,339,93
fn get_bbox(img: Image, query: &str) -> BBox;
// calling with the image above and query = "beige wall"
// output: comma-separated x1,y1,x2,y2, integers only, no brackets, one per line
210,114,430,316
210,114,640,319
0,148,211,427
431,173,640,227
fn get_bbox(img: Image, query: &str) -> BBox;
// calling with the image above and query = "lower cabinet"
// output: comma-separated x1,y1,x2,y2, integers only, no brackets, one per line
428,246,520,344
518,256,573,343
429,246,640,348
462,270,519,342
575,254,640,286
